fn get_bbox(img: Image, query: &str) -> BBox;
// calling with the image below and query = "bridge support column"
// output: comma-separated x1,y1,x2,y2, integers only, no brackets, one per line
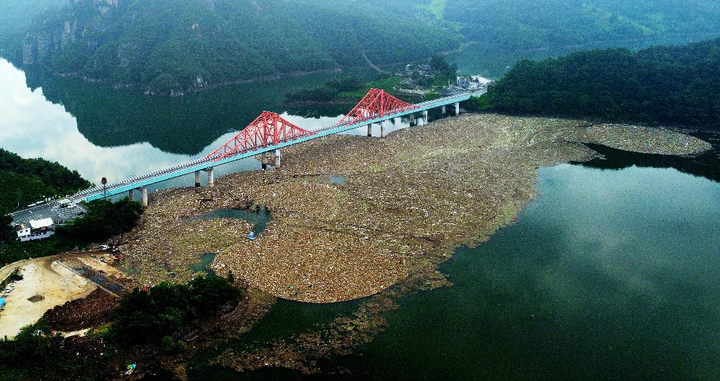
207,167,215,188
423,110,428,125
195,170,201,188
128,190,134,202
410,114,415,126
455,102,460,116
274,149,281,168
442,105,447,116
141,187,148,208
380,121,386,138
367,124,372,137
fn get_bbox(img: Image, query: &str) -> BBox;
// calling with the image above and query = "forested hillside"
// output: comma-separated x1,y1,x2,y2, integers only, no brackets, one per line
0,149,90,214
18,0,457,95
7,0,720,91
477,38,720,129
0,0,65,60
446,0,720,76
447,0,720,50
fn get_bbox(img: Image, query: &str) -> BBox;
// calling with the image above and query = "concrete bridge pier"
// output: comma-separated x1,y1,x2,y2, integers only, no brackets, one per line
207,167,215,188
141,187,148,208
128,189,134,201
367,124,372,137
455,102,460,116
195,170,202,188
274,149,281,168
442,105,447,116
423,110,428,125
409,114,415,126
380,121,386,138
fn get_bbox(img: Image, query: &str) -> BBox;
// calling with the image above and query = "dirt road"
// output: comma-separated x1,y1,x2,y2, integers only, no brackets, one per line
0,253,122,339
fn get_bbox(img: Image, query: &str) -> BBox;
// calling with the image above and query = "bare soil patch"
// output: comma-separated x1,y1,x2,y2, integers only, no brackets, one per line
0,252,132,339
43,288,117,331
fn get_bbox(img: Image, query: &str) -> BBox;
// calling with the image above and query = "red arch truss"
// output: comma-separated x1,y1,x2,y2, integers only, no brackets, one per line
339,88,418,125
206,111,313,161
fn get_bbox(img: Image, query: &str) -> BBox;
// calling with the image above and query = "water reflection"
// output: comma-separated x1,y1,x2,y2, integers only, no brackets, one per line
0,59,413,188
356,164,720,380
581,138,720,183
0,59,194,183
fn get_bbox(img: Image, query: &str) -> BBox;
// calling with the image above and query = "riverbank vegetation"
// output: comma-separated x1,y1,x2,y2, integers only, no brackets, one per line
109,276,243,346
0,199,143,266
0,274,243,380
472,38,720,130
283,54,456,106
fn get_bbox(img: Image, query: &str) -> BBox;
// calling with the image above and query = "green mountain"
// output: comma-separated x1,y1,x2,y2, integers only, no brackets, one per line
0,149,91,215
445,0,720,76
10,0,720,91
0,0,66,59
477,38,720,129
447,0,720,49
19,0,457,95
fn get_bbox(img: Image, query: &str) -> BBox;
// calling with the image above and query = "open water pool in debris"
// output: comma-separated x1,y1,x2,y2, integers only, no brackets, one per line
188,142,720,380
71,265,124,294
189,207,272,235
188,207,272,276
189,253,217,277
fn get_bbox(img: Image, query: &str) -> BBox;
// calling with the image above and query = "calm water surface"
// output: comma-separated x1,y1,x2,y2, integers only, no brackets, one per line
359,164,720,380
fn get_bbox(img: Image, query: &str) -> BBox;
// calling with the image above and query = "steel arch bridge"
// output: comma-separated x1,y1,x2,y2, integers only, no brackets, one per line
68,89,474,205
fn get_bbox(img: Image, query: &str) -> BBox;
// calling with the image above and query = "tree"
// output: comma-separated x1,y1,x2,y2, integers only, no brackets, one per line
478,38,720,129
0,320,84,379
430,53,457,84
109,276,243,345
59,198,143,243
0,214,17,244
189,275,243,312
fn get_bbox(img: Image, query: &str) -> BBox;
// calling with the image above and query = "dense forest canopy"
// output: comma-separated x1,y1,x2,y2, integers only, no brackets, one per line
476,38,720,130
447,0,720,50
0,0,65,58
0,149,91,215
14,0,457,95
3,0,720,92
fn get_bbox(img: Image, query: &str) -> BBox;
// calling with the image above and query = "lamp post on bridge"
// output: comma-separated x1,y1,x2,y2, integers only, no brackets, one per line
101,177,107,200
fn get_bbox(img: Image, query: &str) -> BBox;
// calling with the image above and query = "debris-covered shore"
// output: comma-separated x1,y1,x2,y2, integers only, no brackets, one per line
117,114,709,303
114,113,710,375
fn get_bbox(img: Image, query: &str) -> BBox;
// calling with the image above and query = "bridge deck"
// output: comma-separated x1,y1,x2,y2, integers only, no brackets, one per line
67,92,473,203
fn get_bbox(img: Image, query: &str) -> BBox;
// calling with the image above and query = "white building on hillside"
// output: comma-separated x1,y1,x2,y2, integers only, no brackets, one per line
15,218,55,242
